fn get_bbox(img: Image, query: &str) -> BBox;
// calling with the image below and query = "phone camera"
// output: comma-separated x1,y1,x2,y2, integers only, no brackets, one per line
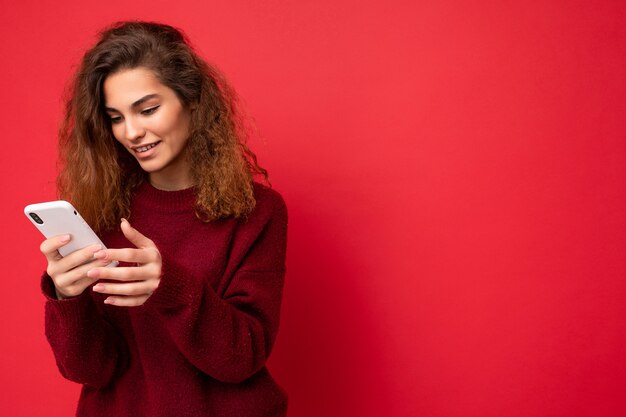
29,212,44,225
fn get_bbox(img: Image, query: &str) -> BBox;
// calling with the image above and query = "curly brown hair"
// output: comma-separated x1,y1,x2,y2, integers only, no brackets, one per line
57,21,268,233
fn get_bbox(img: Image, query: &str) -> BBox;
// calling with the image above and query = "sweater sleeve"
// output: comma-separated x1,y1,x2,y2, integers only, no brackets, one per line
144,190,288,384
42,273,129,388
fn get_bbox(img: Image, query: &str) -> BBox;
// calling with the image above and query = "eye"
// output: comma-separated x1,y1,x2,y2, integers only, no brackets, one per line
109,115,123,124
141,106,160,116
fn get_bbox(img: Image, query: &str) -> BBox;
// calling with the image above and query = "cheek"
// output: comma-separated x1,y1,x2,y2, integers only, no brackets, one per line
111,124,124,143
161,112,191,145
174,120,191,146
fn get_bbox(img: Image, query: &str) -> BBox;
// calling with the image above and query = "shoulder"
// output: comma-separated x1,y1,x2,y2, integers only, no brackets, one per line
252,182,287,221
225,184,288,271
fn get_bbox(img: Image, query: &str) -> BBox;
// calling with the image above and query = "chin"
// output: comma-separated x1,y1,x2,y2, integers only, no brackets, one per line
137,162,164,174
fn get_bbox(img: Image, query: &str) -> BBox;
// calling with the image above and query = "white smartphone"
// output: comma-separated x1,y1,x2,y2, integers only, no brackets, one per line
24,200,117,267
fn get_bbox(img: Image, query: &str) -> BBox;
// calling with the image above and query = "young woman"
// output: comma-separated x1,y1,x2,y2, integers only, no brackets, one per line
38,21,288,416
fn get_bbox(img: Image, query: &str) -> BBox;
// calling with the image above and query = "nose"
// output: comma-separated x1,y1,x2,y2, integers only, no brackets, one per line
124,116,146,141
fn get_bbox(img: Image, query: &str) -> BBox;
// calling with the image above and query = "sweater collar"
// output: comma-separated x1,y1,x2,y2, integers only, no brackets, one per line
133,180,197,213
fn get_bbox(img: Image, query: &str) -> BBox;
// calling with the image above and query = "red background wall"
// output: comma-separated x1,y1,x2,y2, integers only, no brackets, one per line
2,1,625,416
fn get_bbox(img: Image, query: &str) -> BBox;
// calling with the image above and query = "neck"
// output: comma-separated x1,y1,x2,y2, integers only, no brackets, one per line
147,147,194,191
149,171,194,191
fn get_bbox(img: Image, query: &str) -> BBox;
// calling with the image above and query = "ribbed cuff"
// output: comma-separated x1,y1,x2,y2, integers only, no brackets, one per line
41,273,99,327
40,272,58,300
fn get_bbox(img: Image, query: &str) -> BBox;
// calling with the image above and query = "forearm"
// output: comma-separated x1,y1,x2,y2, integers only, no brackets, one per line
42,274,128,388
145,259,284,383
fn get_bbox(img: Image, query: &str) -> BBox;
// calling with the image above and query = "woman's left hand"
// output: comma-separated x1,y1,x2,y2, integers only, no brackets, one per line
89,218,162,307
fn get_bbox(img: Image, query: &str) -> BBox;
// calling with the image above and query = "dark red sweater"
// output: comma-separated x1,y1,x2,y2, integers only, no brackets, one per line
42,182,288,416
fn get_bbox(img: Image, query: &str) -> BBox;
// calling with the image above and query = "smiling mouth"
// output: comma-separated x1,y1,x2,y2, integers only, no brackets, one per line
133,141,160,153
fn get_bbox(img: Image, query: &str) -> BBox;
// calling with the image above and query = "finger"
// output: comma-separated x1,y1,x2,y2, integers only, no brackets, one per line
93,247,159,264
40,235,71,263
52,257,111,299
104,294,150,307
47,244,103,278
120,219,156,249
87,264,160,281
52,260,111,296
93,280,157,296
55,258,112,287
55,275,101,299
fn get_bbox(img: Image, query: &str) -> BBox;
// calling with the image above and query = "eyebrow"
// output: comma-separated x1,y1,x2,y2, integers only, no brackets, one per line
104,94,160,113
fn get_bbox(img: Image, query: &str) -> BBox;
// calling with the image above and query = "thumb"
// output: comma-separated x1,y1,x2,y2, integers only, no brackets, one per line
120,218,155,249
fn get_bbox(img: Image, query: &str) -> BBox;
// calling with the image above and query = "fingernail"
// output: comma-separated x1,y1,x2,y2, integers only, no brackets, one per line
93,284,104,291
94,250,106,259
121,218,129,224
59,234,71,243
90,244,103,252
104,298,114,305
87,269,99,278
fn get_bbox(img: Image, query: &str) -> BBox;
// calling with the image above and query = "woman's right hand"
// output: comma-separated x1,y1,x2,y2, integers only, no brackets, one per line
40,234,112,300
